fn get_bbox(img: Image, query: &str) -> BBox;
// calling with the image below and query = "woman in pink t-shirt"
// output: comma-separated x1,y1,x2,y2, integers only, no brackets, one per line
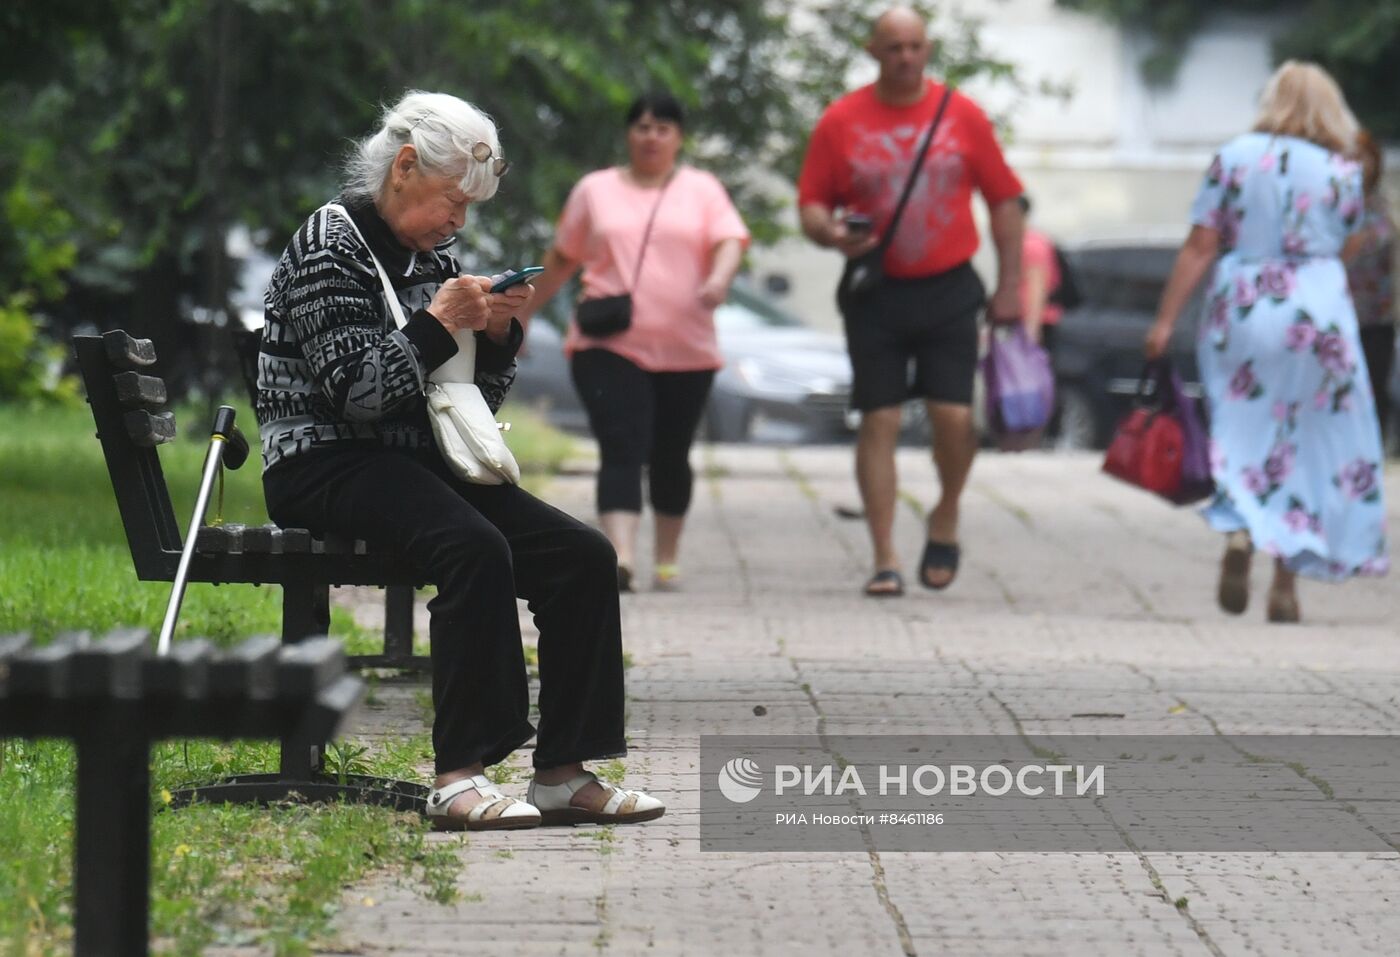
522,93,750,592
1017,196,1064,349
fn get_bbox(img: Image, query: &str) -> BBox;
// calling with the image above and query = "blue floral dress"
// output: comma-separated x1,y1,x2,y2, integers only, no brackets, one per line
1192,132,1389,581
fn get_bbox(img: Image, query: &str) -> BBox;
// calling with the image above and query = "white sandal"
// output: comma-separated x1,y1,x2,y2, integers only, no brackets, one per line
527,770,666,826
425,774,541,832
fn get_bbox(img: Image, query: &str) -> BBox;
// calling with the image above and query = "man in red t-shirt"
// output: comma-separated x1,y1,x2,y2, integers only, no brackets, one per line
798,5,1024,597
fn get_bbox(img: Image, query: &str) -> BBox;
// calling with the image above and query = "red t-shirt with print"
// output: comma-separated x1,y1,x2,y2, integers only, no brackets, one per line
798,80,1023,279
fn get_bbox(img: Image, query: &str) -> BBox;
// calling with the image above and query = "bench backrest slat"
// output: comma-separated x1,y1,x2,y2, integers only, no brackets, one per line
75,335,183,579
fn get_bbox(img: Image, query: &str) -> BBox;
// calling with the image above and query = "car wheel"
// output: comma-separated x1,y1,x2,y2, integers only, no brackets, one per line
1053,384,1097,451
704,398,752,443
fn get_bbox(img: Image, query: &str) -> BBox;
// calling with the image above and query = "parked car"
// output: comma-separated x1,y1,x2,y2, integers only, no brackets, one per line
705,284,854,441
512,280,860,443
1051,239,1206,449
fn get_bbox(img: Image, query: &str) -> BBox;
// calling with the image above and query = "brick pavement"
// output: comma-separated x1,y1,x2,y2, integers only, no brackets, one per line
322,446,1400,956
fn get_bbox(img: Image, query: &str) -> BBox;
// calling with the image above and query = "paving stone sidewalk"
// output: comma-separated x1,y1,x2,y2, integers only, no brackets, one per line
324,446,1400,956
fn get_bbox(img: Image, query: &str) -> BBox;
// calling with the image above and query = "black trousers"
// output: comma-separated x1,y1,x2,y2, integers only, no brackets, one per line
1360,325,1395,437
264,444,626,773
570,348,715,515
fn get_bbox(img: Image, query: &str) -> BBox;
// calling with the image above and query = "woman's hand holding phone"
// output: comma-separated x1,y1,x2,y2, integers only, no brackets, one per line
428,276,491,332
489,266,545,292
474,268,541,344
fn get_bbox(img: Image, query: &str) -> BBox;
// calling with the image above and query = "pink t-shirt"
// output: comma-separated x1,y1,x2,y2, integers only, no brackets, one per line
1020,228,1063,326
556,166,750,371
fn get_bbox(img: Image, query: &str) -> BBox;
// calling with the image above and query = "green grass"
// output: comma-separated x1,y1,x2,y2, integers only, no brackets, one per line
0,401,288,643
0,736,460,956
498,399,577,478
0,396,574,954
0,400,571,644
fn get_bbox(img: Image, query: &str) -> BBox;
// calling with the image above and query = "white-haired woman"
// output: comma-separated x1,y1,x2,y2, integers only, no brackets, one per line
256,91,664,830
1146,62,1390,623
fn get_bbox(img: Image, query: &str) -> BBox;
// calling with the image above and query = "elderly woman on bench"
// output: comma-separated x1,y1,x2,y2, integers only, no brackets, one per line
255,90,664,831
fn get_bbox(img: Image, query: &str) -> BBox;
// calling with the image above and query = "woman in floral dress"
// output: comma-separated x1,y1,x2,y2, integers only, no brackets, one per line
1146,61,1389,623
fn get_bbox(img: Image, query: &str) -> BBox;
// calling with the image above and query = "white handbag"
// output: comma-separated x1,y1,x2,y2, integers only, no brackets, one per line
322,204,521,486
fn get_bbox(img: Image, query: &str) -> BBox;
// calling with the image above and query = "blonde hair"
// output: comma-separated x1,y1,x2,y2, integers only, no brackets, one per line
1253,61,1359,154
344,91,502,203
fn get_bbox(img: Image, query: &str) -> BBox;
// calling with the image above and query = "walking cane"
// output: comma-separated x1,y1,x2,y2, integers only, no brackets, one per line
156,405,250,656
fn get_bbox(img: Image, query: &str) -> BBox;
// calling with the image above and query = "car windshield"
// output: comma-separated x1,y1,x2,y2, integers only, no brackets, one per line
715,283,804,335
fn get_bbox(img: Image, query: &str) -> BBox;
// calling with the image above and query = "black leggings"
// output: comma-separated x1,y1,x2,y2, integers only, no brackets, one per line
570,349,715,515
1360,325,1395,437
264,444,626,773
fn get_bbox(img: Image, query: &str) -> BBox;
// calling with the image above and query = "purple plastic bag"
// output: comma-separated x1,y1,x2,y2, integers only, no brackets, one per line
1159,362,1213,504
983,325,1054,442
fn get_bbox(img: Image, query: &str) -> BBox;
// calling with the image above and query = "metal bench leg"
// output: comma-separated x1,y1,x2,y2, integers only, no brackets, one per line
348,586,431,672
382,585,415,660
75,723,150,956
282,580,327,645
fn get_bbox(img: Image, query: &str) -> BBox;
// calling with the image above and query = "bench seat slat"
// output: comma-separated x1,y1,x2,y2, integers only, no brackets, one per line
143,638,215,698
0,633,30,661
280,528,313,553
242,525,276,553
9,635,88,700
276,638,347,698
299,674,364,743
0,633,32,698
208,636,281,699
70,628,149,699
196,524,246,554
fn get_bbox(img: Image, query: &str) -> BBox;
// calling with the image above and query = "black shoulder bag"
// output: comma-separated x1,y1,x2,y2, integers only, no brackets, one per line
575,172,673,337
838,87,954,312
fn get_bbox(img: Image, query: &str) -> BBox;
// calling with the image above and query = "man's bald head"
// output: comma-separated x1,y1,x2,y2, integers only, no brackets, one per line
867,6,933,101
871,6,927,45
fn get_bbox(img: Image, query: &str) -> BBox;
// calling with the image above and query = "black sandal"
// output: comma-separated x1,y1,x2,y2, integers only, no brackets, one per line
919,541,960,590
863,569,904,597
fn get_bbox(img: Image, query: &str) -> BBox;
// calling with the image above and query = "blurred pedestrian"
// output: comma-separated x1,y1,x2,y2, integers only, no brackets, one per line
1344,129,1396,439
1145,62,1389,624
1018,194,1066,352
797,5,1024,597
521,92,749,593
258,90,664,830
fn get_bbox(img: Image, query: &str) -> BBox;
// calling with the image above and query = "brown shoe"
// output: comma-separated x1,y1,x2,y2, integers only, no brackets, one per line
1217,531,1252,615
1266,590,1300,624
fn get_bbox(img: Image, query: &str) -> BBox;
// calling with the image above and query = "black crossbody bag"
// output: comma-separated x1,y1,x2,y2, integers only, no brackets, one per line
838,87,954,312
575,171,674,337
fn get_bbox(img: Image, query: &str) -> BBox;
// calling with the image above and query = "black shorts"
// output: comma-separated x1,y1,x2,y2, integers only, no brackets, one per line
840,262,986,411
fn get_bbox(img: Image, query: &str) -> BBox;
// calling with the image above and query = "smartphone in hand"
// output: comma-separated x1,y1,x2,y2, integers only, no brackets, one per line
490,266,545,292
844,213,873,236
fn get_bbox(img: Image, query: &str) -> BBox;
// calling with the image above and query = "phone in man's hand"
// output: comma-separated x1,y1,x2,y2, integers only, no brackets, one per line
490,266,545,292
844,213,873,236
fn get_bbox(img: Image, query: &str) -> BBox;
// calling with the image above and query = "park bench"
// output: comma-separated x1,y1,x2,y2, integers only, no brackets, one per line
73,330,430,808
0,628,366,956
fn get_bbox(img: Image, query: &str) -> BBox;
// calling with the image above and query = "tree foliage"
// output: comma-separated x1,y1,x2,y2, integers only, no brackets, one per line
1,0,1021,399
1057,0,1400,137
